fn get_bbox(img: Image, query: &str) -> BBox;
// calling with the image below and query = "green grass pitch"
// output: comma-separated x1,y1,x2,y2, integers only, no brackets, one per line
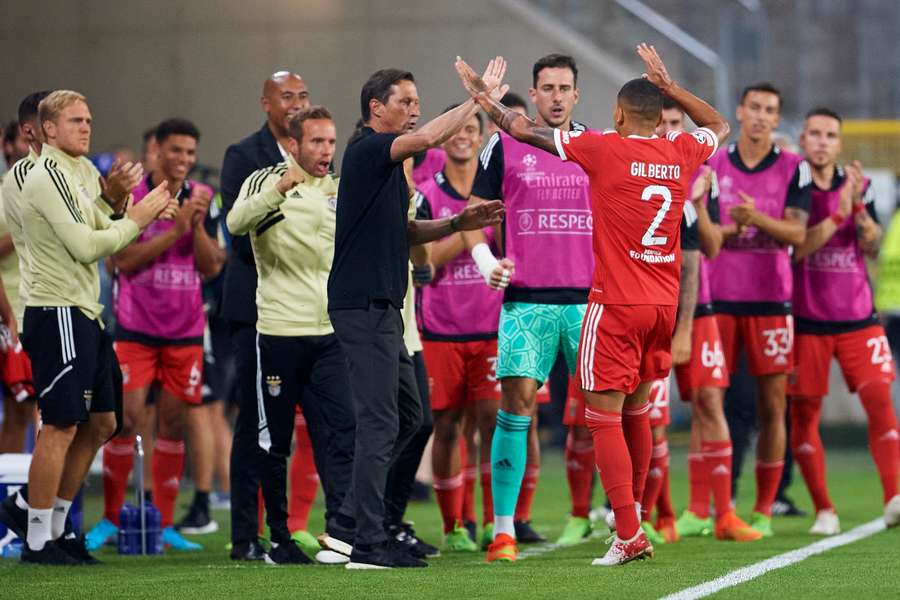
2,447,898,599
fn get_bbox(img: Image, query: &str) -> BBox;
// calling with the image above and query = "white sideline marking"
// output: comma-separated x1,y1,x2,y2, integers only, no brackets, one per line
518,531,603,561
660,518,887,600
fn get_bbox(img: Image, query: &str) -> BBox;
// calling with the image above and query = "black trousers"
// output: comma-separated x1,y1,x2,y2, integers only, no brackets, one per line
228,321,262,545
384,350,433,525
255,333,355,544
329,303,423,546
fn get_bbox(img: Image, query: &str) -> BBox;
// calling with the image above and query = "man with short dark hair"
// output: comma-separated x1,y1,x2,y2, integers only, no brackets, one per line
324,61,505,569
461,53,595,555
706,82,812,537
790,108,900,532
0,92,51,455
456,42,730,565
220,71,317,561
85,117,223,552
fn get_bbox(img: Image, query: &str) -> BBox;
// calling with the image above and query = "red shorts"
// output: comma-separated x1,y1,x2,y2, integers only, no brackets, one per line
789,325,895,397
648,376,671,428
0,331,35,402
674,315,730,398
422,339,500,411
563,376,584,426
115,341,203,404
578,303,677,394
716,314,794,376
535,379,551,405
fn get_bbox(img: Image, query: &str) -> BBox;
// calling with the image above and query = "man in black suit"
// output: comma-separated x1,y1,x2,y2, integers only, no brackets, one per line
220,71,309,560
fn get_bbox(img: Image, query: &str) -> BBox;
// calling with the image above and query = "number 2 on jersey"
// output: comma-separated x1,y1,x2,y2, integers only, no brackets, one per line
641,185,673,247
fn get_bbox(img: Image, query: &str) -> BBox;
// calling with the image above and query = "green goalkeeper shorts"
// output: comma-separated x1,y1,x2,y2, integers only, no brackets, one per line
496,302,587,382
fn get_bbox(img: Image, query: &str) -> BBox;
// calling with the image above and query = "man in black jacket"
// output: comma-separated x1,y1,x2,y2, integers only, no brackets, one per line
220,71,309,560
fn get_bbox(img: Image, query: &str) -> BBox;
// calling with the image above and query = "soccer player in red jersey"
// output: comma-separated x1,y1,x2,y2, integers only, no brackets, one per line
657,101,761,543
790,108,900,532
456,44,730,565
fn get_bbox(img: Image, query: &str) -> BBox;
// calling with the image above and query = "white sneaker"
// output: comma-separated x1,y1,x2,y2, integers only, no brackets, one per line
591,530,653,566
316,550,350,564
808,509,840,535
589,505,610,524
885,495,900,528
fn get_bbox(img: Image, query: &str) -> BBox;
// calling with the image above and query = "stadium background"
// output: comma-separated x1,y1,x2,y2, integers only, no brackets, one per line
1,0,900,596
3,0,897,428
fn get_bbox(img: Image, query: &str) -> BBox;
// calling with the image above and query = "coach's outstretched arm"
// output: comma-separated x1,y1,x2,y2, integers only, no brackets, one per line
636,44,730,147
390,57,509,162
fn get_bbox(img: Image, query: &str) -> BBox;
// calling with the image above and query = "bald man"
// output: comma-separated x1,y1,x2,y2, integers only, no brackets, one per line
220,71,310,561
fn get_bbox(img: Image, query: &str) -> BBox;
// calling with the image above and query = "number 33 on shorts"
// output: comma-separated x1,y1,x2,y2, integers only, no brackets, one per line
762,326,792,363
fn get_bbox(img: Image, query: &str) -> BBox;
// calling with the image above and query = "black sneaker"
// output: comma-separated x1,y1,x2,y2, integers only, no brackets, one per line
230,538,267,561
346,541,427,569
0,493,27,539
514,520,546,544
463,519,477,543
388,522,440,559
264,540,312,565
21,540,79,565
176,503,219,534
772,496,807,517
58,534,101,565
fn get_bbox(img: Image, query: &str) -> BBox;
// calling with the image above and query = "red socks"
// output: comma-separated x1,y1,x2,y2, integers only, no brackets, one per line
687,452,710,518
622,403,652,503
152,437,185,527
790,397,833,512
102,436,134,525
702,440,733,517
462,465,477,524
480,461,494,525
288,419,319,533
641,439,668,522
586,406,639,539
753,460,784,517
656,462,675,520
514,464,540,521
565,430,594,519
858,381,900,503
433,473,463,533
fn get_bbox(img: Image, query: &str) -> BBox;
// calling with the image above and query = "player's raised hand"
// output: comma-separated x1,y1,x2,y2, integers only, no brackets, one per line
189,185,212,227
848,160,866,202
836,163,860,218
128,181,172,229
455,57,489,98
489,257,514,290
454,199,505,230
480,56,509,100
103,159,144,209
276,162,305,196
636,43,674,92
690,166,713,204
729,191,758,226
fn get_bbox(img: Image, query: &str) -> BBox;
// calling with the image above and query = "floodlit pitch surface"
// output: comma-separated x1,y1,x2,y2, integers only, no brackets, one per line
2,448,898,599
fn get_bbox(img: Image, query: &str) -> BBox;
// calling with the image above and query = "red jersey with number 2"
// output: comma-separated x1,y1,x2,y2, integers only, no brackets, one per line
553,127,718,306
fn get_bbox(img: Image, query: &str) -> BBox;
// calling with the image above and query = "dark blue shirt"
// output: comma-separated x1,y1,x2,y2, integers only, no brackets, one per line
328,127,410,310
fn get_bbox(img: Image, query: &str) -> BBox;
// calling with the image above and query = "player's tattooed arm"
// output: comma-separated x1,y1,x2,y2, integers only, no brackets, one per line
691,167,724,258
455,57,558,155
849,162,882,258
636,43,730,146
672,249,699,365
